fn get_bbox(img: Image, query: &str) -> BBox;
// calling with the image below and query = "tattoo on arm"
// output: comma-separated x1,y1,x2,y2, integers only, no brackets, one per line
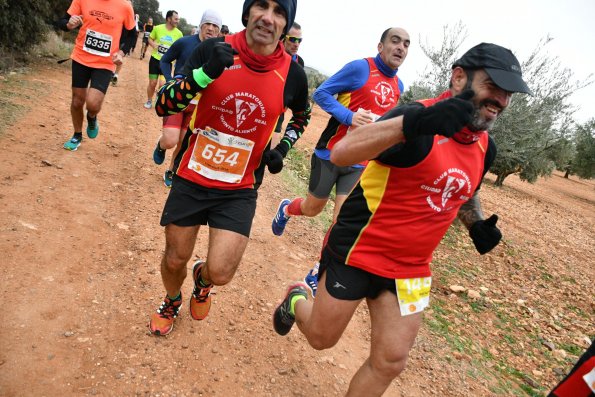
458,191,484,230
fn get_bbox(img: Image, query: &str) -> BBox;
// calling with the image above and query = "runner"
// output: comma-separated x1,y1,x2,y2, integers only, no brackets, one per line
140,17,154,60
271,21,305,147
153,9,223,188
272,27,409,295
148,0,310,336
143,10,182,109
273,43,531,396
57,0,136,151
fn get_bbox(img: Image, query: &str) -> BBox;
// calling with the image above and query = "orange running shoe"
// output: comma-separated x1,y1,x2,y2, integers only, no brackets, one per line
190,260,212,320
149,294,182,336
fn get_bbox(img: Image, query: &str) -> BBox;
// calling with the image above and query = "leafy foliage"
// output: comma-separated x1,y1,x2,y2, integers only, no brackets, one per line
571,118,595,179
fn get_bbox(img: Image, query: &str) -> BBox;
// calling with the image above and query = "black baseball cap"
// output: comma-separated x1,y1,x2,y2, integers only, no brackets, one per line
452,43,531,94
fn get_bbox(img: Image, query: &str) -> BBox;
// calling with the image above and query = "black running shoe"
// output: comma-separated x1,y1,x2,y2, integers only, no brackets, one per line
273,282,308,336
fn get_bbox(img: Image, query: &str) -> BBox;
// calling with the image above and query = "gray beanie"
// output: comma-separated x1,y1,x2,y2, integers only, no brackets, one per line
200,9,222,29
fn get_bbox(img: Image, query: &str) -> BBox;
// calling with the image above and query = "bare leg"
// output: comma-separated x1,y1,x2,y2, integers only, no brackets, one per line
71,87,87,132
200,227,249,286
160,224,200,297
345,291,422,397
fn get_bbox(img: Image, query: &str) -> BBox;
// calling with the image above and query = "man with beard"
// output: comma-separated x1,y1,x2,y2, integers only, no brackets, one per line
273,42,531,396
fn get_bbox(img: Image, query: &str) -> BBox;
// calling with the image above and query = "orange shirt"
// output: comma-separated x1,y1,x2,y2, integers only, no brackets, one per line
68,0,135,72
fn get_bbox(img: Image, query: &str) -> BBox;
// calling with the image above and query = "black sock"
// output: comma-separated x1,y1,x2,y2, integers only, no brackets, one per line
87,113,96,124
73,132,83,140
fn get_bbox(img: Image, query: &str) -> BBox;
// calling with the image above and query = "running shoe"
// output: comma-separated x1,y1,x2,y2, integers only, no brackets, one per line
144,100,152,109
163,170,174,188
272,199,291,236
304,262,320,297
111,74,118,86
190,260,212,321
86,116,99,139
273,282,308,336
63,135,82,151
149,293,182,336
153,141,166,165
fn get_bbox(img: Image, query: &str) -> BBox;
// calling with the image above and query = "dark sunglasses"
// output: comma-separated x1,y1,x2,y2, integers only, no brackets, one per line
285,36,302,44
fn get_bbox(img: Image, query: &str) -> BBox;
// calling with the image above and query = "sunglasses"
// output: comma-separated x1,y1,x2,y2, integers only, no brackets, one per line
285,36,302,44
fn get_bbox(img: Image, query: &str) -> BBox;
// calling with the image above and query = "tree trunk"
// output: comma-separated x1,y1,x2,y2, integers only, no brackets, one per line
564,169,570,178
494,173,508,187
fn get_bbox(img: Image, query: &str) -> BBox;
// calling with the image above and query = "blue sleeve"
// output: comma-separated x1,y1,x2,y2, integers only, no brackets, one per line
398,78,404,94
312,59,370,126
160,40,181,81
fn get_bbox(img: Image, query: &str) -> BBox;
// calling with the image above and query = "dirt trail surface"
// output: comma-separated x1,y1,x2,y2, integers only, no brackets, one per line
0,55,593,397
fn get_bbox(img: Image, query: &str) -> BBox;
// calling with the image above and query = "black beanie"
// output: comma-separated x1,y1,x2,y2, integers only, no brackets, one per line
241,0,296,35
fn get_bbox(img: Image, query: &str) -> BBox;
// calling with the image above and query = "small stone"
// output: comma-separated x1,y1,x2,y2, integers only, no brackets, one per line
64,331,75,337
523,375,539,388
553,349,567,359
278,369,288,375
532,370,543,377
542,340,556,351
449,285,466,293
467,289,481,299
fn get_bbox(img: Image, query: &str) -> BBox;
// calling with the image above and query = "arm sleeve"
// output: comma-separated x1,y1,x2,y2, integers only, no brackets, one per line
119,27,136,54
55,14,71,31
154,39,220,117
275,63,311,157
160,41,181,82
312,59,370,126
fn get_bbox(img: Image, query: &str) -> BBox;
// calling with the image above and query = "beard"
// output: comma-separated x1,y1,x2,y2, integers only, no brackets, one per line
467,99,501,132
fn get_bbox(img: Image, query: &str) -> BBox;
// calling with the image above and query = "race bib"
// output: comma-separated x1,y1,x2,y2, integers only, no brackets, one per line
157,44,170,55
144,31,151,38
395,277,431,316
83,30,112,57
188,127,254,184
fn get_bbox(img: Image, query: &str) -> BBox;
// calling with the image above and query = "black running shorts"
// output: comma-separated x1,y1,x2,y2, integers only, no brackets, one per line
308,153,363,198
160,176,258,237
71,60,112,94
149,56,162,78
318,247,397,300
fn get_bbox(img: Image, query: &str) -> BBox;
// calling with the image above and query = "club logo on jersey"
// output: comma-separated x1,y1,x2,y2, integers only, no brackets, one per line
216,92,266,134
420,168,472,212
371,82,396,108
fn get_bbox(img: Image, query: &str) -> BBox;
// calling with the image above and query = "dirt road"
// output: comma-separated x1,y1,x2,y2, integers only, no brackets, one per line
0,54,593,396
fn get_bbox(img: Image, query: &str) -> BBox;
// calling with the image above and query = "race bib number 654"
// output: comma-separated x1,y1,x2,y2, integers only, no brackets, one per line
188,127,254,184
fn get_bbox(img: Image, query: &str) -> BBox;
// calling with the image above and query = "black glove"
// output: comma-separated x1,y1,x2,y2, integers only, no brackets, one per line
202,42,237,80
402,89,475,141
262,148,284,174
469,214,502,254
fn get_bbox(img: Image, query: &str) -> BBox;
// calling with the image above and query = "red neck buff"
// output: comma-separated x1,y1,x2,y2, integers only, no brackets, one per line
227,30,288,72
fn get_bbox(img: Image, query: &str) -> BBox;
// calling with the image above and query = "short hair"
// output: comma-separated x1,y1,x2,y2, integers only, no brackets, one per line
166,10,177,19
379,28,391,43
291,22,301,31
221,24,230,34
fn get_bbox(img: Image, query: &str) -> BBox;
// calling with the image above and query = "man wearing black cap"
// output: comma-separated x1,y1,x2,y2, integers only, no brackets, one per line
273,42,530,396
147,0,310,336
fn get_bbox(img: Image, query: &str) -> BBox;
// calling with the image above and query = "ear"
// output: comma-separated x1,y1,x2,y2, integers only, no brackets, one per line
377,42,383,53
451,67,468,92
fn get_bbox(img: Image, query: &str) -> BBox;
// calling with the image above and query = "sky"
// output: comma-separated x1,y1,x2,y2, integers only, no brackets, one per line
157,0,595,123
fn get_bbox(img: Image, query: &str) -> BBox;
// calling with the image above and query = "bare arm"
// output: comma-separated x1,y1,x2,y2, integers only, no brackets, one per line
330,116,406,166
457,190,485,230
